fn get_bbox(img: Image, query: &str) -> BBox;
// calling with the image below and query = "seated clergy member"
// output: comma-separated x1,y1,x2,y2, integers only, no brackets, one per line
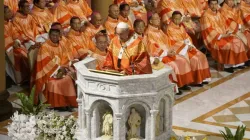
4,0,33,14
240,0,250,29
118,3,133,30
30,22,73,88
133,19,146,39
221,0,250,64
165,11,211,86
50,0,72,31
50,22,80,57
103,22,152,75
67,16,95,59
157,0,201,40
4,5,29,85
85,12,105,40
125,0,147,22
114,0,147,24
66,0,92,21
50,22,68,37
92,31,109,70
200,0,248,73
35,28,77,111
13,0,43,50
31,0,56,33
145,13,194,93
104,4,120,39
157,0,203,23
4,0,18,14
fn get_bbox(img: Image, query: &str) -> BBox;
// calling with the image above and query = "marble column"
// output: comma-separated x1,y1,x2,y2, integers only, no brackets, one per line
0,3,5,92
91,109,98,138
150,110,159,140
114,113,122,140
0,4,13,121
76,98,83,128
86,111,91,139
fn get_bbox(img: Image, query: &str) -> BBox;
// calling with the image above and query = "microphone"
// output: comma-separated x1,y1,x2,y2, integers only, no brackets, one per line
130,56,136,75
117,58,121,68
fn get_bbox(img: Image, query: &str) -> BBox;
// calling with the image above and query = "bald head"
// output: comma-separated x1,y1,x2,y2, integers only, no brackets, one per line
134,19,145,35
109,4,118,9
149,13,161,27
225,0,235,7
18,0,30,15
4,5,13,21
95,34,108,51
51,22,63,36
109,4,119,19
91,12,103,27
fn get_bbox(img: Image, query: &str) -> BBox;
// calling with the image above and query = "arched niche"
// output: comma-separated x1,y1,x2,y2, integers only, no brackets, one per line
90,100,113,139
125,104,147,140
156,98,166,136
157,94,173,135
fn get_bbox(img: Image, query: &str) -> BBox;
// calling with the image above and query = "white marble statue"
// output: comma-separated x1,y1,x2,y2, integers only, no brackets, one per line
127,108,141,140
102,112,113,136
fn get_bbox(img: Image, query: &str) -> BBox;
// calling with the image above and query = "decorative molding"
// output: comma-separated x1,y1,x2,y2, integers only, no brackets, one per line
114,113,123,119
150,110,159,115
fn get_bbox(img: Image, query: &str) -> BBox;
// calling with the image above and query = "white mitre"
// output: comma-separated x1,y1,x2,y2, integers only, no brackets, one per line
116,22,129,29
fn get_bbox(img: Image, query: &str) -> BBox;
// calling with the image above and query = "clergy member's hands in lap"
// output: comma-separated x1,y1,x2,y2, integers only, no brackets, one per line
71,59,79,66
13,40,21,48
28,42,41,51
55,67,68,79
182,16,191,22
130,2,139,7
188,45,195,51
168,50,176,57
59,67,67,75
241,25,246,32
56,71,64,79
34,42,41,48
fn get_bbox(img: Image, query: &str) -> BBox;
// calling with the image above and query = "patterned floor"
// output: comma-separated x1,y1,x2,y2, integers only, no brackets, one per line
194,93,250,131
173,67,250,139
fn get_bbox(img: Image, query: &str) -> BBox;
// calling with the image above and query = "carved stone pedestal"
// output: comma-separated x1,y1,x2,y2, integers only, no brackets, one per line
74,57,175,140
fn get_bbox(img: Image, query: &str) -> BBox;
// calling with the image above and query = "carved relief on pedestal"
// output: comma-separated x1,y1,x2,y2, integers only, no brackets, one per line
101,111,113,140
88,82,111,91
127,108,141,140
88,100,114,140
97,83,110,91
86,81,119,94
74,58,174,140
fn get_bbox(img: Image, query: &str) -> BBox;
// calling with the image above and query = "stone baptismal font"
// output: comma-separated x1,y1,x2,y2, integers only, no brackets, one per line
74,57,175,140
